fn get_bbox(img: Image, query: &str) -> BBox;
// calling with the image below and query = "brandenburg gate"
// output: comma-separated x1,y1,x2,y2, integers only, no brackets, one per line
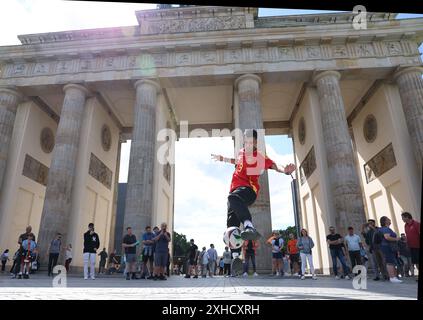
0,6,421,273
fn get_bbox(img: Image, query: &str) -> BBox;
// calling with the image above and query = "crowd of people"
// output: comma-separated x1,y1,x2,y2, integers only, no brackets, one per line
0,212,419,284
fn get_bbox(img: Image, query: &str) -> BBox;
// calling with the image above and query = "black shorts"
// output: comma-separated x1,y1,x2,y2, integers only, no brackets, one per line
410,248,420,265
290,253,300,263
143,254,154,263
189,258,197,266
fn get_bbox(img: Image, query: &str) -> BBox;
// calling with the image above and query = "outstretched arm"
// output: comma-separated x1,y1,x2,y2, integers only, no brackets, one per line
211,154,236,165
270,163,296,175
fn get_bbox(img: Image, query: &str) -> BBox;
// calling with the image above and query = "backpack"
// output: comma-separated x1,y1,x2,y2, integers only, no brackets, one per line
373,229,384,245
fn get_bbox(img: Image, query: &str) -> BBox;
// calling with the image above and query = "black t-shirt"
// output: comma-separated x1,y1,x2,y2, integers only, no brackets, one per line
188,244,198,258
19,233,36,244
123,234,137,254
246,240,254,254
326,234,344,250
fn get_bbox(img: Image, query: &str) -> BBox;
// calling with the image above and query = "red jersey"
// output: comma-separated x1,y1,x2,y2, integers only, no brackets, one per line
229,148,275,196
404,220,420,249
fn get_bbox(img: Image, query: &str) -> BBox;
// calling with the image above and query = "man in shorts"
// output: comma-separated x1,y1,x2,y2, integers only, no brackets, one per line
153,222,171,280
141,226,155,279
122,227,138,280
185,239,198,279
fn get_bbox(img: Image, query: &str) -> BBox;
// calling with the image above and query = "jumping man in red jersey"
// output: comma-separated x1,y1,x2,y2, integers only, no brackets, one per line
212,129,296,249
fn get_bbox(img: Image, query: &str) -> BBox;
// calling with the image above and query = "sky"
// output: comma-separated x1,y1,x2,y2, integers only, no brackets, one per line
1,1,422,255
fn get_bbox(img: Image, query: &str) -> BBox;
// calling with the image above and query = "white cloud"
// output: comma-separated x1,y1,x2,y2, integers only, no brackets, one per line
0,0,156,46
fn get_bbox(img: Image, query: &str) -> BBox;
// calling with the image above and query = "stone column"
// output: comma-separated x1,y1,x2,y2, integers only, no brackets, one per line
234,74,272,273
393,67,423,170
0,87,23,190
37,84,90,264
123,79,160,241
312,71,366,234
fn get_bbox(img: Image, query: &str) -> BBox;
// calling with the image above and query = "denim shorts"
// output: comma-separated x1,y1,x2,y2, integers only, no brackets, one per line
272,252,282,259
380,246,396,265
154,252,168,267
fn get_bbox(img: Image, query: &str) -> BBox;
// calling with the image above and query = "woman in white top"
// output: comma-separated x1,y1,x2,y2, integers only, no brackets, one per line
65,244,72,272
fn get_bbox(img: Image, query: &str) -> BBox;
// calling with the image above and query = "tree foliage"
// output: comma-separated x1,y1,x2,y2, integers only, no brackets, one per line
172,231,191,256
278,226,298,250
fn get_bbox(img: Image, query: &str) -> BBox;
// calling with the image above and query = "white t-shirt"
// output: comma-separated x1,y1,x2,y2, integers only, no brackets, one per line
65,248,72,260
345,234,362,251
271,238,284,253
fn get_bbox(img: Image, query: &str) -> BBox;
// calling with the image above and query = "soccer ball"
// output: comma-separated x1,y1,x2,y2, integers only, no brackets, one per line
223,227,244,249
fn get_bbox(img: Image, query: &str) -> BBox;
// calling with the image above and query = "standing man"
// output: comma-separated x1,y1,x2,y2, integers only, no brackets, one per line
344,227,364,271
211,129,296,253
98,248,108,274
242,239,259,277
83,223,100,280
47,233,62,277
287,233,300,277
222,246,232,277
362,220,378,279
152,222,171,280
401,212,420,281
398,233,413,277
207,244,218,278
368,219,389,281
326,226,351,279
122,227,138,280
141,226,155,279
185,239,198,279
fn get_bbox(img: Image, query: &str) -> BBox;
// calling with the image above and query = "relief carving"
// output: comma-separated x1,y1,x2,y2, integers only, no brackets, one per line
386,42,402,55
364,143,397,183
278,47,294,59
22,154,49,187
299,146,316,185
306,46,321,58
88,153,112,189
333,45,347,57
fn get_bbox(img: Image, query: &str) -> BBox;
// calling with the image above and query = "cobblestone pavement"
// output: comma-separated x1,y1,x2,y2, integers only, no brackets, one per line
0,273,418,300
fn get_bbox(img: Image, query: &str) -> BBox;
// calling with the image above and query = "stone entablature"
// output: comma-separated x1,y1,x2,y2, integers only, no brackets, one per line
0,40,420,81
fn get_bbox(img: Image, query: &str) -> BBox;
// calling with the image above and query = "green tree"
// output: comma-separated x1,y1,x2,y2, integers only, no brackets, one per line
172,231,191,257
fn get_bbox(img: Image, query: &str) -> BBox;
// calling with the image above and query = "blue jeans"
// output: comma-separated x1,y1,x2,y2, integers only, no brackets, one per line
330,248,350,276
243,252,256,273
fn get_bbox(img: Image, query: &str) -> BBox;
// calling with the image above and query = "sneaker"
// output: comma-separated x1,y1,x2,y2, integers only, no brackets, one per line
253,272,259,277
242,272,248,277
345,275,351,280
276,272,280,276
184,275,191,279
293,273,299,276
241,227,261,241
84,277,88,280
193,275,198,279
312,275,317,280
159,275,167,280
390,277,403,283
23,274,29,279
301,275,306,280
335,275,340,280
17,274,22,279
91,277,95,280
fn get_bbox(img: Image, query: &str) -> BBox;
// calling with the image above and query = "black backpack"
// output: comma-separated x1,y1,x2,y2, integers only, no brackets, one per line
373,229,384,245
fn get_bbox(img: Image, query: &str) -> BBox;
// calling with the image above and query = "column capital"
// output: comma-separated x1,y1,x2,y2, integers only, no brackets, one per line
0,86,24,110
393,66,423,81
312,70,341,85
234,73,262,89
63,83,91,97
134,79,161,94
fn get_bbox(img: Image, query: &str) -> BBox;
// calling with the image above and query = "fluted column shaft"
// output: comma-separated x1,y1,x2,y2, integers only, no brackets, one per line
394,67,423,169
123,79,160,240
313,71,366,234
37,84,89,263
0,87,23,189
235,74,272,273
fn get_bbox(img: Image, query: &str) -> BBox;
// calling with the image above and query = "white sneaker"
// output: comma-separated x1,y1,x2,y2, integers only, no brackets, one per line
301,275,306,280
84,277,88,280
312,274,317,280
242,272,248,277
293,273,299,276
335,275,340,280
91,276,95,280
345,275,351,280
276,272,280,276
253,272,259,277
390,277,403,283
